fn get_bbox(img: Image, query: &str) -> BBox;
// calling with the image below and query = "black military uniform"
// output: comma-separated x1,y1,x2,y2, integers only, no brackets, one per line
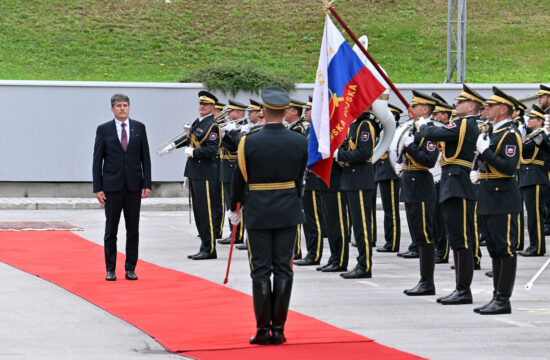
376,104,403,253
335,112,377,279
174,91,221,260
213,101,226,241
536,85,550,234
511,96,528,252
295,99,327,266
417,85,482,304
218,100,248,245
401,91,440,296
287,98,307,260
518,106,549,256
474,87,522,315
230,87,307,345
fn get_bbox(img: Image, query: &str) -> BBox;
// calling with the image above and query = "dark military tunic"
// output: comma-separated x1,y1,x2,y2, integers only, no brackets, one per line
230,122,307,281
478,120,522,257
175,114,221,255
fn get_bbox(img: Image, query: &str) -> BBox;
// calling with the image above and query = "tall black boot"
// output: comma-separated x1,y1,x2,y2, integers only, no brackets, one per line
271,279,293,345
480,256,516,315
404,243,435,296
250,280,272,345
474,257,500,313
440,248,473,305
437,250,459,303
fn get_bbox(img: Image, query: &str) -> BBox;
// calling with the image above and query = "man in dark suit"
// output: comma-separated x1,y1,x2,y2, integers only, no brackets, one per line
93,93,152,281
230,86,307,345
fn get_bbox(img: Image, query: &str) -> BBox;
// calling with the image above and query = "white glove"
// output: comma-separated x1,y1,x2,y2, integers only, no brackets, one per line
184,147,194,158
228,209,241,225
414,117,429,130
544,128,550,136
333,149,339,160
469,170,479,184
402,132,414,148
519,124,527,139
476,134,490,155
533,132,544,146
394,163,403,176
224,122,236,132
158,142,176,156
240,124,252,134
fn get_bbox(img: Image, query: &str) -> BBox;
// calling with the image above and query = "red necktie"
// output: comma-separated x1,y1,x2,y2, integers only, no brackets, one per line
121,123,128,151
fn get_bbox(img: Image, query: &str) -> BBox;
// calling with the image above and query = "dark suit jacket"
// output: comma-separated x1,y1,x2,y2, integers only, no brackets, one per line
93,119,152,193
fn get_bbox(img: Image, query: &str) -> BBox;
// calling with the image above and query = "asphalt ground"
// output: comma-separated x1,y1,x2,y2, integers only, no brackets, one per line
1,208,549,360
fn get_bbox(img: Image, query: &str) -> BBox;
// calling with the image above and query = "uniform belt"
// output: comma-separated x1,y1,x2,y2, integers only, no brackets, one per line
248,181,295,191
478,172,514,180
221,154,237,160
402,164,429,171
440,159,472,168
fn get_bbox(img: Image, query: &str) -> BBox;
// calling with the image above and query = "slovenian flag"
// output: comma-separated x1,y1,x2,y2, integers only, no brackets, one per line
308,15,386,186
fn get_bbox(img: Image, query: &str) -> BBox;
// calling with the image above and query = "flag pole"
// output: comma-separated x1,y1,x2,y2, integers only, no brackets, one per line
324,2,418,120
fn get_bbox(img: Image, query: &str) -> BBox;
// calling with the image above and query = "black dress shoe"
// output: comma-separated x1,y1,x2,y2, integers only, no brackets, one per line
125,271,138,280
316,263,330,271
436,290,456,303
218,235,233,245
485,271,493,277
249,329,271,345
187,252,201,259
377,247,398,253
404,281,435,296
479,295,511,315
191,252,217,260
294,258,320,266
236,243,248,250
340,268,371,279
105,271,116,281
474,298,495,313
321,264,347,272
439,289,473,305
435,257,449,264
401,250,419,259
518,250,543,257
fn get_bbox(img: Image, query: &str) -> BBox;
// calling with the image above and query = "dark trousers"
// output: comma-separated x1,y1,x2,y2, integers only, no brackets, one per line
247,226,296,282
189,178,217,254
322,191,350,268
213,178,224,239
223,182,245,242
378,179,401,251
433,182,449,260
480,214,519,257
405,201,434,246
522,184,547,255
103,187,141,272
346,190,374,272
518,192,525,251
302,190,325,262
441,198,475,251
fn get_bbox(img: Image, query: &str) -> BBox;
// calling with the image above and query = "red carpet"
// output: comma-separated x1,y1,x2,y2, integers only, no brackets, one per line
0,231,425,359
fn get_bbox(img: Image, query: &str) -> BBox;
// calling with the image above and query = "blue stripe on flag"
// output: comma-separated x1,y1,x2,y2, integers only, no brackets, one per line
307,123,322,167
327,42,365,97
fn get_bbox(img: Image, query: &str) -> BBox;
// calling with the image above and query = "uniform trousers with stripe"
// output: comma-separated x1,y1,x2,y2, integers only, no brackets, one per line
302,190,326,262
213,177,224,239
322,191,350,268
405,202,434,246
378,179,400,251
479,214,519,257
247,226,296,282
222,182,245,242
346,190,374,273
517,193,525,251
433,182,449,259
441,198,476,253
522,184,547,255
189,179,217,254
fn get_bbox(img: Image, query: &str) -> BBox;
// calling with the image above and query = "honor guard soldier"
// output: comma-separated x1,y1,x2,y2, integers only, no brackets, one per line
429,97,454,263
417,84,483,303
537,84,550,114
247,99,263,127
518,105,549,257
295,97,328,266
471,87,522,315
375,104,402,253
535,85,550,235
213,101,226,241
396,90,440,296
218,100,248,245
161,91,221,260
285,98,307,260
229,86,307,345
335,111,378,279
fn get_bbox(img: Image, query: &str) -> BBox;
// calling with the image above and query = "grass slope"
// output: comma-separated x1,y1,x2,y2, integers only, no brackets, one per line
0,0,548,83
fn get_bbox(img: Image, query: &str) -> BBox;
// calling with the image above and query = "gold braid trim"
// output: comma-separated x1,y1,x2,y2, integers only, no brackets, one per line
237,135,248,182
442,117,467,163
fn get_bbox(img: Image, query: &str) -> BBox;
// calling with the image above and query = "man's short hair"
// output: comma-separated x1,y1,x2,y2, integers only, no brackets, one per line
264,107,285,118
111,94,130,107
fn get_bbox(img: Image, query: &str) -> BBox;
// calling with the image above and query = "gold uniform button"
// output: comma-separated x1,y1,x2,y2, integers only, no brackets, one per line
352,169,356,172
412,178,415,182
495,187,499,191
